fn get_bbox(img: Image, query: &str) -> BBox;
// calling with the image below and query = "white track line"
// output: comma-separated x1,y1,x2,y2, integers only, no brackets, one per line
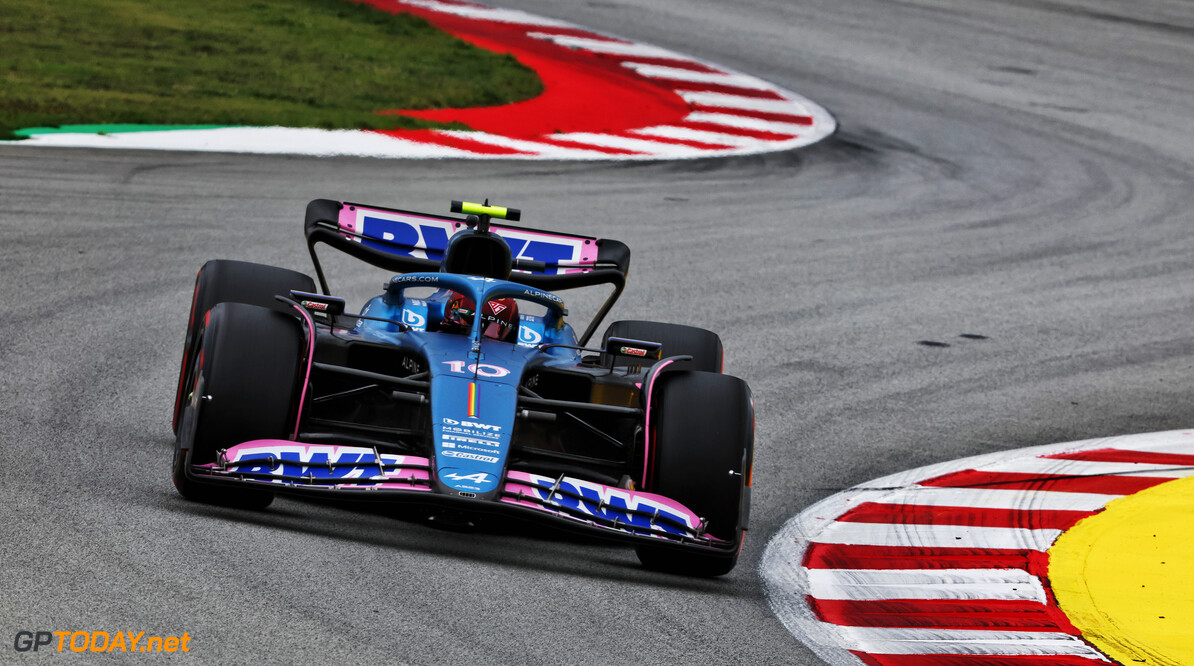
539,132,723,158
526,32,686,59
678,91,813,116
830,627,1110,658
395,0,576,28
683,111,810,135
1075,437,1194,456
810,521,1064,551
807,568,1047,602
628,125,770,147
9,127,475,158
432,130,621,158
864,486,1120,511
972,456,1194,478
620,63,773,89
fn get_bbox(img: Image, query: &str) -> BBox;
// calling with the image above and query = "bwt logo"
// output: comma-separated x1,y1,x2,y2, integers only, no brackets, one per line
12,630,191,653
356,215,581,273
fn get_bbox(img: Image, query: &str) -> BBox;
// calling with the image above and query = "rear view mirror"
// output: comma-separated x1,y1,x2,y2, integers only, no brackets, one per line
605,336,663,362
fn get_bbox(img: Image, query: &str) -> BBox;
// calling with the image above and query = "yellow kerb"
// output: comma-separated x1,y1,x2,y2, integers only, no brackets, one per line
1049,474,1194,665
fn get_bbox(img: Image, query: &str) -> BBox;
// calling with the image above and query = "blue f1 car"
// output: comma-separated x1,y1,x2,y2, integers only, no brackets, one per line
171,199,754,576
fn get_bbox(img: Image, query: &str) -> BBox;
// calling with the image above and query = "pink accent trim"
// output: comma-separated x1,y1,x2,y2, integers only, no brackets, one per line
338,205,464,242
501,470,716,539
502,479,544,511
291,304,317,439
201,441,433,489
505,470,699,522
641,359,676,487
366,484,433,492
337,203,600,271
173,267,204,430
223,440,429,463
337,205,359,237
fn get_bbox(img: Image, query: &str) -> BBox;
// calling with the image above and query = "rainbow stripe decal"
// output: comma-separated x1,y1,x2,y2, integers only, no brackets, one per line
467,382,478,417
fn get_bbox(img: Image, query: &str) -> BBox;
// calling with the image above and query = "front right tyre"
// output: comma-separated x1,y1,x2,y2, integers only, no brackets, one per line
172,260,315,434
173,302,305,510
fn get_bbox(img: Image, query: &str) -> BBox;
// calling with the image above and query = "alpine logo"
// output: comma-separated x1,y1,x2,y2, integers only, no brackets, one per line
444,471,491,484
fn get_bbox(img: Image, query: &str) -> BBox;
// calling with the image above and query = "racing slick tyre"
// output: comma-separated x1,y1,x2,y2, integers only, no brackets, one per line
635,370,753,577
602,320,723,373
172,302,305,509
172,260,315,434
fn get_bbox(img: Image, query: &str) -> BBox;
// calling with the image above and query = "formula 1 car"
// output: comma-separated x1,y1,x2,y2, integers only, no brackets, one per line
171,199,754,576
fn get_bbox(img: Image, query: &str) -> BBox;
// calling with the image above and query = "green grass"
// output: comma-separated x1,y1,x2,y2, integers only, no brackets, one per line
0,0,543,140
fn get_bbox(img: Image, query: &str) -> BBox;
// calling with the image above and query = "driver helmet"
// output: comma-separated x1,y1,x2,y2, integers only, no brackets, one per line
443,292,519,342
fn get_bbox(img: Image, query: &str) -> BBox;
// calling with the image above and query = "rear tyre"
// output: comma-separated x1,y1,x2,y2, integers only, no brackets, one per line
172,302,305,509
602,320,723,373
635,370,753,576
173,260,314,434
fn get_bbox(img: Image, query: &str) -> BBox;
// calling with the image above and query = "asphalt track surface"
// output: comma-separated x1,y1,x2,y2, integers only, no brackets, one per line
2,0,1194,663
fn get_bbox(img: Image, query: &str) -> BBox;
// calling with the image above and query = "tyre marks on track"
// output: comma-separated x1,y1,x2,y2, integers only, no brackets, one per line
761,429,1194,665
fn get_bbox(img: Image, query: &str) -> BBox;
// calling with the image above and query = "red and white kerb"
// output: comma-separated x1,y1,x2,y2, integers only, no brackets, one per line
761,430,1194,665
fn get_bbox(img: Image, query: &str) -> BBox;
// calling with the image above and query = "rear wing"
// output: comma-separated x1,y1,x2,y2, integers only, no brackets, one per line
303,199,631,344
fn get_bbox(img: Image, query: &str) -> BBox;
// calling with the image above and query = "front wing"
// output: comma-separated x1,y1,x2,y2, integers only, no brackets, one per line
186,441,731,551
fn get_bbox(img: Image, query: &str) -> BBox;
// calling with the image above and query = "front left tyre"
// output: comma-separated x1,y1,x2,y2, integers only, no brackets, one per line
634,370,754,576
